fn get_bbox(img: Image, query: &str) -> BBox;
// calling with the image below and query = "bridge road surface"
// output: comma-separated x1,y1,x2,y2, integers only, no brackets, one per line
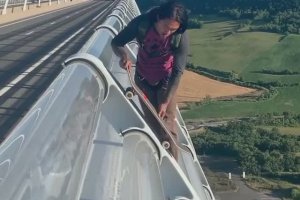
0,0,117,141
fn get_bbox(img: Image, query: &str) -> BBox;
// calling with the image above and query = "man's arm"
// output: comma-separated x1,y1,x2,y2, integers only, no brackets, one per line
158,31,189,118
166,31,189,103
111,16,141,68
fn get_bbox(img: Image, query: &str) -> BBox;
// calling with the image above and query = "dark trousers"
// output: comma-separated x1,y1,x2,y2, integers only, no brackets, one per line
134,73,179,160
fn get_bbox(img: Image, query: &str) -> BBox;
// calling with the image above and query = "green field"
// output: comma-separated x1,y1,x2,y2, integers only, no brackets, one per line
242,34,300,83
182,86,300,119
183,17,300,120
188,18,282,74
257,126,300,135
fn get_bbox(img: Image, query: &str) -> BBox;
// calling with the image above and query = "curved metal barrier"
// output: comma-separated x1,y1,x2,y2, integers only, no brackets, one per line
0,0,215,199
81,2,215,199
0,55,106,199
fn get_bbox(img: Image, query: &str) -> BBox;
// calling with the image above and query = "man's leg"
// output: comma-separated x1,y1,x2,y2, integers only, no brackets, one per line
134,74,163,136
158,89,179,160
134,75,179,160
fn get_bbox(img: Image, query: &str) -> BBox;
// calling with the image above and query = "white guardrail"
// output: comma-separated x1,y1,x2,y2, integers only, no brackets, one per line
0,0,215,199
1,0,66,15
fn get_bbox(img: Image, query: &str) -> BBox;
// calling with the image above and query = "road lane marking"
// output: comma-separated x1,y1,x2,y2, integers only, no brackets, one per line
92,2,114,21
0,27,85,97
25,31,34,35
92,9,107,21
50,21,56,25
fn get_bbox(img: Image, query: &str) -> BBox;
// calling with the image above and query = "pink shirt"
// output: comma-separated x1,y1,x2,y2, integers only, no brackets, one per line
136,27,174,85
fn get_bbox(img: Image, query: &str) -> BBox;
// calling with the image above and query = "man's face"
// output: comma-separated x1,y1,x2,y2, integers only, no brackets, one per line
155,18,180,39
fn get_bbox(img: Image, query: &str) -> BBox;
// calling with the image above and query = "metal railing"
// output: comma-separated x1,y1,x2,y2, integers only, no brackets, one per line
0,0,215,199
81,1,215,198
1,0,69,15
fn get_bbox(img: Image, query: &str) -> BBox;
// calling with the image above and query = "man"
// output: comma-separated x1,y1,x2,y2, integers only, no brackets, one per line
111,0,189,160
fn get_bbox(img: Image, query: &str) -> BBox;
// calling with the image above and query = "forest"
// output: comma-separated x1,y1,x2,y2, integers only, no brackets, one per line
136,0,300,34
192,118,300,179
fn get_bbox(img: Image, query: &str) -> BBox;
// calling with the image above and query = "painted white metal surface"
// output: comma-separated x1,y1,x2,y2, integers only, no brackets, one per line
0,0,215,199
64,54,202,200
0,60,105,199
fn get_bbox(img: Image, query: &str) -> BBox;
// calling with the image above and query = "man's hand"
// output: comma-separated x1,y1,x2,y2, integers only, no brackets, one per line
119,58,132,70
158,101,169,119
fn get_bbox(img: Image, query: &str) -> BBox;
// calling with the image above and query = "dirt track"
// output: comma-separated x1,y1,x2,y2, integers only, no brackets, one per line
177,70,256,104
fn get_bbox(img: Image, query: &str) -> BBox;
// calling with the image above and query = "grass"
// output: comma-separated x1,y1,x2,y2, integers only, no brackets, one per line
242,34,300,83
202,167,238,192
188,19,282,74
182,86,300,119
245,175,300,195
183,16,300,120
257,126,300,135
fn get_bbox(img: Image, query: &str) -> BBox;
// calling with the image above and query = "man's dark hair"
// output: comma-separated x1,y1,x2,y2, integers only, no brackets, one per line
149,1,188,33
